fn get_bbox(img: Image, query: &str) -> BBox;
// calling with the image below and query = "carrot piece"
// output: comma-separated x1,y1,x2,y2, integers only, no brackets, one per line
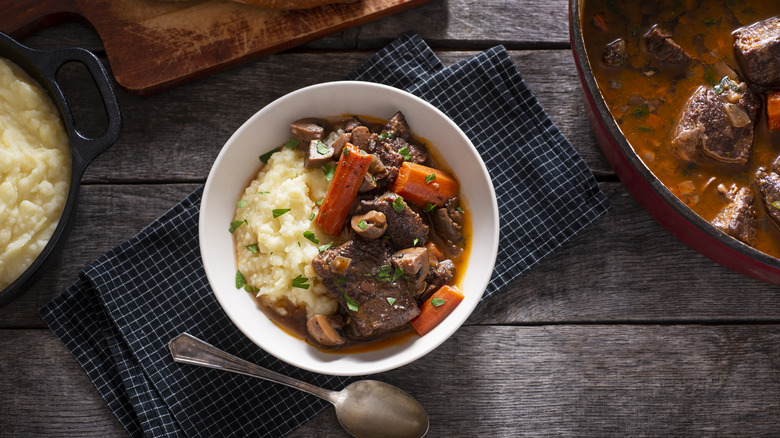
390,162,458,208
316,143,372,236
409,285,464,337
424,241,445,262
768,91,780,132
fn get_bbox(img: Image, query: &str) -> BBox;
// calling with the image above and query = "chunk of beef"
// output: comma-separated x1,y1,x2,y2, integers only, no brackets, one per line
290,118,324,145
431,197,464,242
353,192,429,250
602,38,627,66
733,16,780,88
422,259,455,300
644,26,692,66
670,79,758,165
755,167,780,227
312,238,420,339
711,184,757,245
383,111,412,142
345,116,364,132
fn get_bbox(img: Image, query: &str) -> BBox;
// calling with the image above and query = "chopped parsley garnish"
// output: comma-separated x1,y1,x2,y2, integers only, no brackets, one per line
431,297,446,307
344,292,359,311
236,199,248,208
456,206,464,213
377,132,395,141
244,285,259,293
772,201,780,210
316,198,324,206
387,297,396,306
398,146,412,161
425,202,435,212
284,137,299,150
246,243,259,253
309,212,315,221
630,103,650,119
713,76,741,95
229,219,247,233
292,275,310,289
413,238,419,246
272,208,291,218
377,265,404,282
303,231,319,244
259,147,281,163
357,220,367,230
235,270,246,289
322,163,336,181
318,242,333,252
392,196,406,212
316,140,330,155
257,191,270,195
343,147,350,157
425,173,436,184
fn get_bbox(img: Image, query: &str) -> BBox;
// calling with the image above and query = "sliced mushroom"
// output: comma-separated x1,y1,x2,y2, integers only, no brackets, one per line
368,153,385,174
358,173,377,192
290,118,324,145
350,210,387,239
304,139,333,168
330,132,351,158
306,314,347,347
391,247,429,281
350,126,372,149
431,197,463,242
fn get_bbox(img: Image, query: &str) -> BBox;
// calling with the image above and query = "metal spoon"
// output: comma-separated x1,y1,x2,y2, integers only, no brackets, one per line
168,333,429,438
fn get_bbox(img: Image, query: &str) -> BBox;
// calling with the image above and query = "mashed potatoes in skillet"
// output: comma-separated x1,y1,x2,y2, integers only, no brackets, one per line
0,57,70,290
232,147,338,318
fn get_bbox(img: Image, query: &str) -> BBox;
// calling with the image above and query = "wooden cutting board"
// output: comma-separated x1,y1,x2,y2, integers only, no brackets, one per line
2,0,429,94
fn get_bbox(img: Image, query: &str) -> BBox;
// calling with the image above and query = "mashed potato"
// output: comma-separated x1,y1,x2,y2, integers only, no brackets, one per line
233,147,338,318
0,57,70,290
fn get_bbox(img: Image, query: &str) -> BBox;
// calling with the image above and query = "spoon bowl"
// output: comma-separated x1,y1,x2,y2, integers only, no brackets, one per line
168,333,429,438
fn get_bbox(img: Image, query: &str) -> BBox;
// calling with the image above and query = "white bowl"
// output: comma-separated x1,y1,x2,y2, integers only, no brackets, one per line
200,81,499,376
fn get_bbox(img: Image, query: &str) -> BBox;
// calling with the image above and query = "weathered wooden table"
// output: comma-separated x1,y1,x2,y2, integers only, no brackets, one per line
2,1,779,436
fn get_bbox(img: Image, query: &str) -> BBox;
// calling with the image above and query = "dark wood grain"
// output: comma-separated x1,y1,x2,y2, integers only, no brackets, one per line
3,1,780,437
2,326,779,437
1,0,433,94
42,49,610,186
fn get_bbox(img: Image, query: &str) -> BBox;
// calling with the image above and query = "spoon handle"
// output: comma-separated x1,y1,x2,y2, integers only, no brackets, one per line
168,333,336,402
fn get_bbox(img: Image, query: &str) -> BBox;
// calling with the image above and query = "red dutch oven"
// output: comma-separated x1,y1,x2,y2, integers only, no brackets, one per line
569,0,780,285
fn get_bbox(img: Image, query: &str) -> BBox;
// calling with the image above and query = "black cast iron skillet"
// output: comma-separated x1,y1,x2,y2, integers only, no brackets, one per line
0,32,121,308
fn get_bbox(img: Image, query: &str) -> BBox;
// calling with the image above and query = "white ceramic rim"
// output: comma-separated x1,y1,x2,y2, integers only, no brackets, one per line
200,81,499,375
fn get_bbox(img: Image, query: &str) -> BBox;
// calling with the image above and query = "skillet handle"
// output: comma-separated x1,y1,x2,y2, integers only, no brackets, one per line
30,46,122,173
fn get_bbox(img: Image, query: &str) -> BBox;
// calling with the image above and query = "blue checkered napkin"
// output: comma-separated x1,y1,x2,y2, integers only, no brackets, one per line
39,33,609,438
350,33,610,297
40,188,350,438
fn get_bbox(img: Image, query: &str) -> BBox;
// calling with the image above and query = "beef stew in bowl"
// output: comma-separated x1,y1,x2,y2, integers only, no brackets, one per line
232,112,469,351
571,0,780,282
200,81,498,375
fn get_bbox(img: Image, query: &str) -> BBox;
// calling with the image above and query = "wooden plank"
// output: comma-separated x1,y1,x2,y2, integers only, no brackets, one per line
42,49,611,186
16,0,571,54
3,181,779,329
2,325,779,437
2,0,432,94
